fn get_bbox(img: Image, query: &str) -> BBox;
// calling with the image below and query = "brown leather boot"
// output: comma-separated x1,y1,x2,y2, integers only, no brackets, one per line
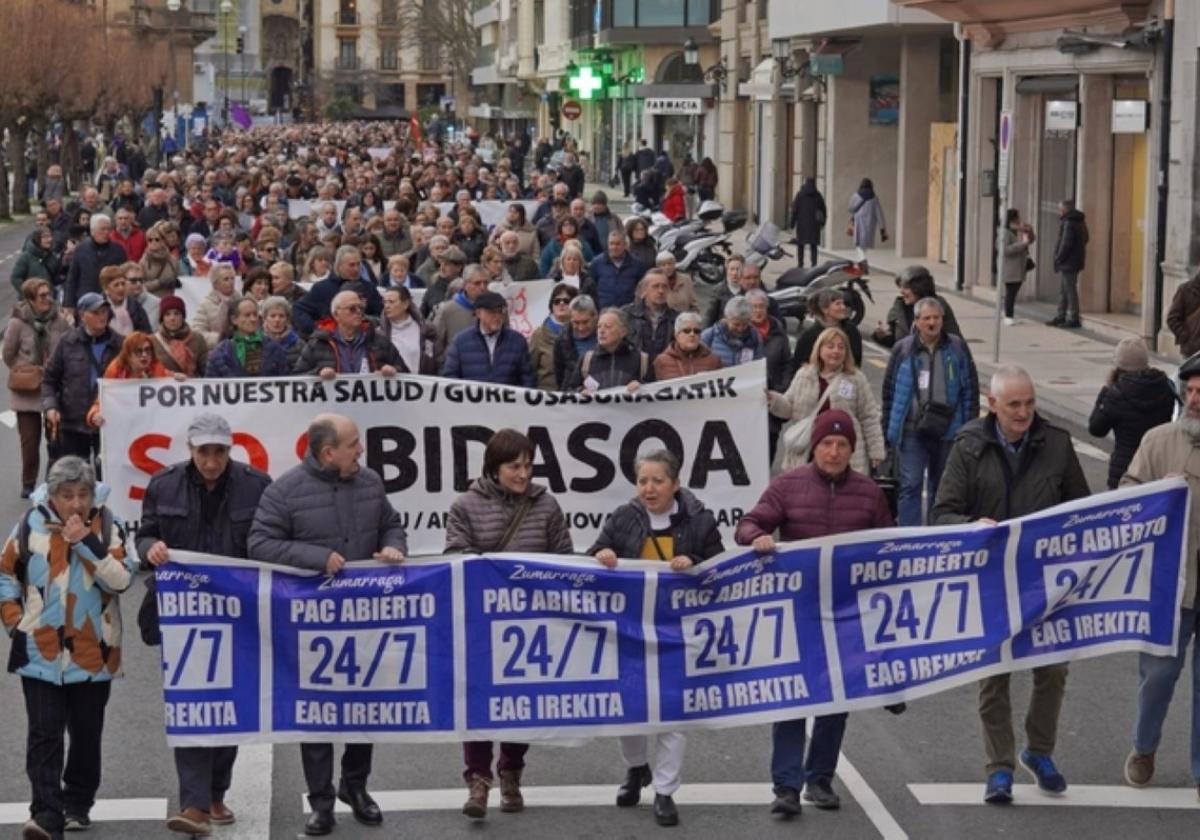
463,773,490,819
165,807,212,836
209,801,236,825
499,769,524,812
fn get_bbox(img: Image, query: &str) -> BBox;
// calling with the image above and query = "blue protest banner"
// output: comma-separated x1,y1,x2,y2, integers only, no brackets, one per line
1011,483,1188,662
654,547,828,724
154,480,1189,746
461,556,649,736
270,561,456,740
831,526,1011,701
156,562,263,745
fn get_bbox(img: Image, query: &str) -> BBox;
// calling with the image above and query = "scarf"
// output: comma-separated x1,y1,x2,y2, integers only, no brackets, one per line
453,291,476,310
754,319,771,342
543,316,564,336
29,307,55,365
232,331,264,368
857,184,876,202
158,324,197,374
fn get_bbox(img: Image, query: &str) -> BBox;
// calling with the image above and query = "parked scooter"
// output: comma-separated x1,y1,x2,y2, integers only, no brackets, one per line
673,205,748,285
770,259,875,328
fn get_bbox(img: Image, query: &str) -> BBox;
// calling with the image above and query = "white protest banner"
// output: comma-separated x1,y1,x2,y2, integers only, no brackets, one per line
491,279,554,339
100,363,769,553
435,201,540,230
367,147,393,160
176,276,310,318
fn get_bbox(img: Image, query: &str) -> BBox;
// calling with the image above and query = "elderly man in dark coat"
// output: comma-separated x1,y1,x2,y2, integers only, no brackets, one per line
248,414,407,837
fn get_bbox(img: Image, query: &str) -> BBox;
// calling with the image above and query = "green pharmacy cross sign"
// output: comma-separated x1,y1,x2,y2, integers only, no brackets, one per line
569,65,604,100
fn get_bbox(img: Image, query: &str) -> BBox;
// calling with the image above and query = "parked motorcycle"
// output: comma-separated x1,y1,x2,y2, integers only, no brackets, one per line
672,206,748,285
770,259,875,328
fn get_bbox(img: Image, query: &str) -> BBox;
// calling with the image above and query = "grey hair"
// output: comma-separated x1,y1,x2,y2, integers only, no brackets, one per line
447,276,465,294
320,201,338,215
600,306,630,332
463,263,488,283
570,294,597,315
744,288,769,304
724,296,752,320
47,456,96,496
334,244,360,271
674,311,703,332
261,296,291,318
656,252,677,266
331,289,362,312
607,229,628,244
210,262,235,283
307,417,340,460
990,364,1034,397
914,296,945,317
634,449,681,482
429,234,450,248
89,213,111,235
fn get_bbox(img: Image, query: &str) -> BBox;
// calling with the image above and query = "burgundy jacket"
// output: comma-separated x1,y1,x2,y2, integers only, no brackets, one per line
735,464,893,544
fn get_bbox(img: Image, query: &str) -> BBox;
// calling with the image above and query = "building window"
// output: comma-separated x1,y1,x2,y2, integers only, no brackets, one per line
421,41,441,72
338,0,357,25
380,38,399,70
534,0,545,44
637,0,682,26
337,39,358,70
380,0,399,25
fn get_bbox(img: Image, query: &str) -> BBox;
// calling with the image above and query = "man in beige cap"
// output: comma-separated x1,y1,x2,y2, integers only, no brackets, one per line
420,245,467,319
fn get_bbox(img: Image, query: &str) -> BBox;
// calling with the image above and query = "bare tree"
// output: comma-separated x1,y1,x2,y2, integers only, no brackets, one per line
398,0,475,85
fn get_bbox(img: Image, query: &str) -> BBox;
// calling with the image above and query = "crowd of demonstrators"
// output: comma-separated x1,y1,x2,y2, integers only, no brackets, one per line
9,121,1200,837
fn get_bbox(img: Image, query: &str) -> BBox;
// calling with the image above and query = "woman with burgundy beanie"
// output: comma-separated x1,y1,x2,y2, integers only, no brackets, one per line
735,409,894,818
152,295,209,377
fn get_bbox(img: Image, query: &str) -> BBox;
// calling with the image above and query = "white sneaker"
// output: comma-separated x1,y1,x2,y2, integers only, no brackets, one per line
1004,317,1016,326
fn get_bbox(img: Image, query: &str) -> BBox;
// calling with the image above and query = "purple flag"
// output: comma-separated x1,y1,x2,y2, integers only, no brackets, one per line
230,102,252,130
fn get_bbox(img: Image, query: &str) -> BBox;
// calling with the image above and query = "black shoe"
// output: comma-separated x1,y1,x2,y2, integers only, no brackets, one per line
803,780,841,810
337,786,382,826
653,794,679,826
884,702,907,715
304,809,335,836
1046,316,1065,326
63,812,90,831
769,786,802,817
616,764,652,807
1062,319,1082,329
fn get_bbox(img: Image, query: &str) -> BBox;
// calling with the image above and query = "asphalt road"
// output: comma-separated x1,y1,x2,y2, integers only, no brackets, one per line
0,220,1193,839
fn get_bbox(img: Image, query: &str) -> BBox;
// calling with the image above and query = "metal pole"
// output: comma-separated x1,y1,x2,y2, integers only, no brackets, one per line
1152,0,1175,351
222,14,230,125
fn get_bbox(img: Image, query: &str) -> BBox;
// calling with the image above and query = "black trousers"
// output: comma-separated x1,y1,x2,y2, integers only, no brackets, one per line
620,169,633,197
301,743,373,812
797,242,819,268
1004,282,1022,319
22,677,111,833
53,429,101,479
175,746,238,812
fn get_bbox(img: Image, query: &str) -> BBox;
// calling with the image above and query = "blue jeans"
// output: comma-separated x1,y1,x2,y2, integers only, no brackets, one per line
897,432,949,527
770,714,848,791
1134,607,1200,779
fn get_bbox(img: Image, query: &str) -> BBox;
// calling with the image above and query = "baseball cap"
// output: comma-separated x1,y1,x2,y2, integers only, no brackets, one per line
187,414,233,448
76,292,110,313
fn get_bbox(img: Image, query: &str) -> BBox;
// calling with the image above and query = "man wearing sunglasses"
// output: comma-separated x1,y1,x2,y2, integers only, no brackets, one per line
295,290,401,379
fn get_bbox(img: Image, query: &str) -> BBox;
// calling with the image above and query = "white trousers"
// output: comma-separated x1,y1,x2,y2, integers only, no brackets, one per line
619,732,687,796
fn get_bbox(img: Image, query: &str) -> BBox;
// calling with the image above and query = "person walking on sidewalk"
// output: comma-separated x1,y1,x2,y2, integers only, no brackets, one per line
1118,353,1200,792
1166,270,1200,357
998,209,1036,326
880,297,978,526
1087,337,1177,490
734,411,894,818
872,266,962,349
931,365,1089,805
847,178,887,270
789,177,826,269
1048,199,1088,329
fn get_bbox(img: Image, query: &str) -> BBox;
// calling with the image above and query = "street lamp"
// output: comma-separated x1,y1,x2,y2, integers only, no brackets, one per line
220,0,233,126
683,36,730,93
164,0,183,163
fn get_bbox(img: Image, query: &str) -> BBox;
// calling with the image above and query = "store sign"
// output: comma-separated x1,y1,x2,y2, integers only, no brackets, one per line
645,98,704,115
1046,100,1078,132
1112,100,1149,134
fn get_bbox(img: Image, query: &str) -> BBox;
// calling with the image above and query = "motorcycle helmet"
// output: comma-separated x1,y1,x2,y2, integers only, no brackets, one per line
697,200,725,222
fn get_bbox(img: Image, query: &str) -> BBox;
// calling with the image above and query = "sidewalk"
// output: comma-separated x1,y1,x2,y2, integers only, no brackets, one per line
797,248,1180,435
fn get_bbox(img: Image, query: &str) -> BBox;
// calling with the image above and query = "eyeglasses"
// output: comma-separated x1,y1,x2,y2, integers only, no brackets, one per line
677,327,702,335
132,347,153,356
552,297,572,305
339,304,365,314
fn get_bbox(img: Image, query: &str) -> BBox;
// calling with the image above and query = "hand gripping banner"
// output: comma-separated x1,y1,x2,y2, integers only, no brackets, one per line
155,479,1189,746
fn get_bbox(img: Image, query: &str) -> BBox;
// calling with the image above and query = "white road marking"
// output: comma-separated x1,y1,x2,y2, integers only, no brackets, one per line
908,783,1200,809
0,410,15,429
1071,438,1110,463
837,752,910,839
0,798,167,824
226,743,273,838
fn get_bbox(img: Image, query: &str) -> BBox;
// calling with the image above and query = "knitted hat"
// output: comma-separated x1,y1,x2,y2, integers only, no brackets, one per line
809,409,857,456
1113,336,1149,372
160,295,187,318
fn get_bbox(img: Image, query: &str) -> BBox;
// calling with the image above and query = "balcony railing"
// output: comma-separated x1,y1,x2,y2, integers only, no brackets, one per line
420,42,442,72
379,56,400,71
335,56,361,71
336,10,359,26
378,10,400,26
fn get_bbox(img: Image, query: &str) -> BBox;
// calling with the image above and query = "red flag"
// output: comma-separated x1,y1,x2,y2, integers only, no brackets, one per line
409,113,422,145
